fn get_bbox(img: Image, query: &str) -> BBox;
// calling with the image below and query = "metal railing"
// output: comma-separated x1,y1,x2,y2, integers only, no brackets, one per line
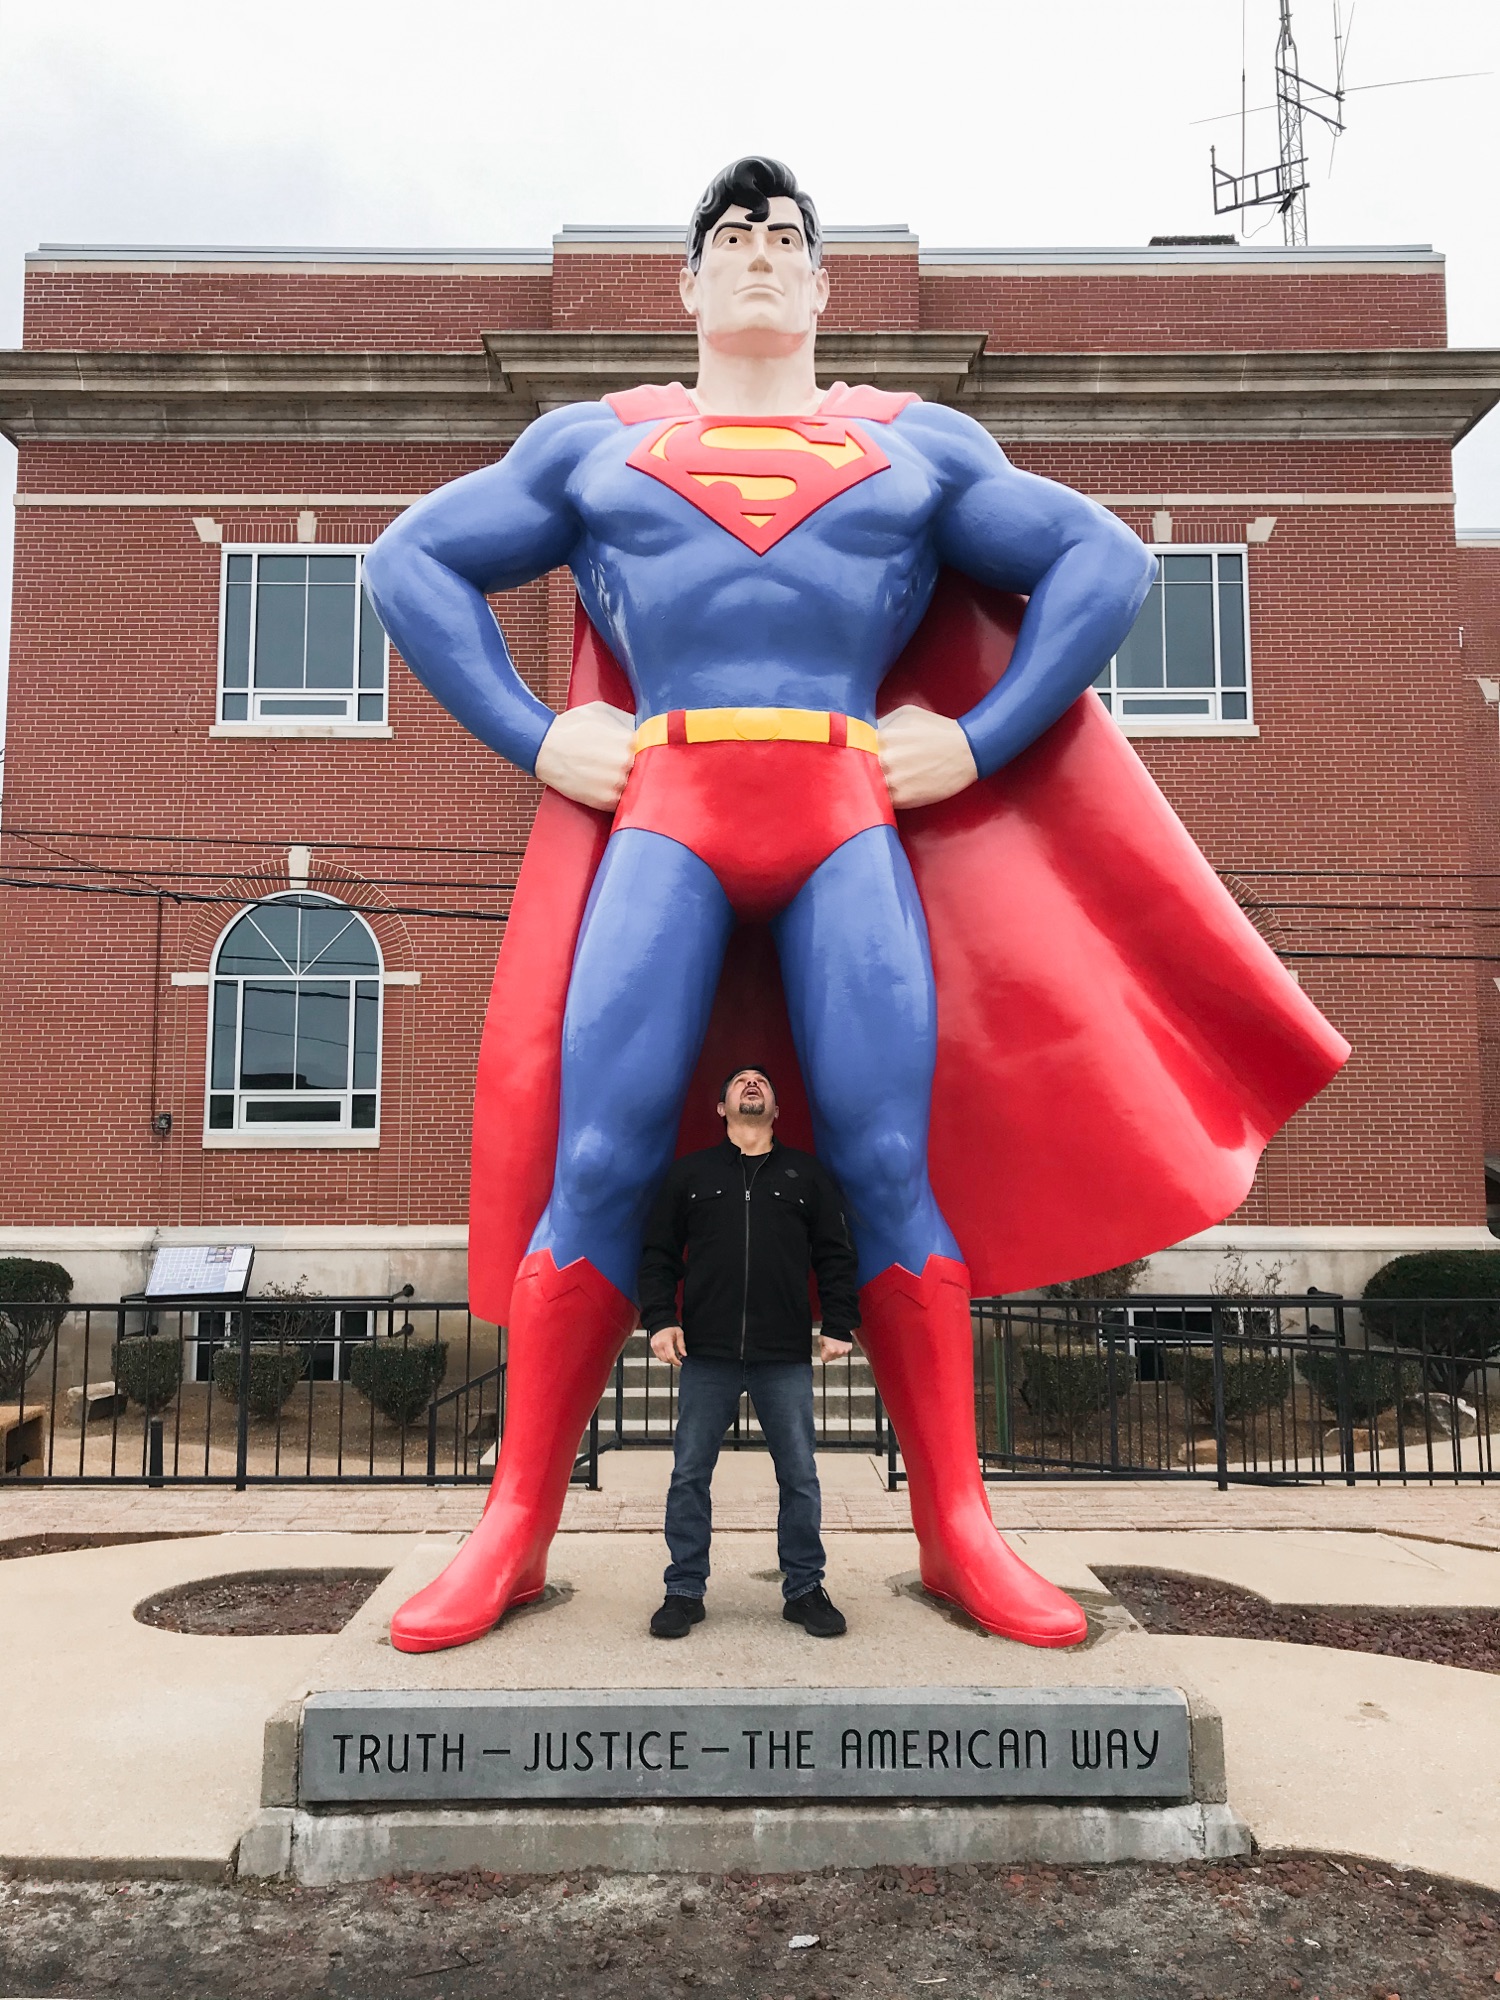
1,1298,490,1486
966,1293,1500,1487
2,1291,1495,1487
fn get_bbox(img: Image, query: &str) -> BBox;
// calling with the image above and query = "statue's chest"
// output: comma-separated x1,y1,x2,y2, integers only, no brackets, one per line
575,418,930,569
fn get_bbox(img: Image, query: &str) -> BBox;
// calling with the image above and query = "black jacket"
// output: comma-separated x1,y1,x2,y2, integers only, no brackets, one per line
637,1138,860,1364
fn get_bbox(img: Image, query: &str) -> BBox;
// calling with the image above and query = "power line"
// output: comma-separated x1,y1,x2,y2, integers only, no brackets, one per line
0,874,511,925
10,827,1500,883
1,856,519,895
0,824,530,860
6,872,1500,962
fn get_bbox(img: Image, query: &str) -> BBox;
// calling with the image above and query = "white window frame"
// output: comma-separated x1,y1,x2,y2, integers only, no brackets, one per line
203,892,384,1150
1094,544,1257,737
188,1305,375,1381
212,544,391,737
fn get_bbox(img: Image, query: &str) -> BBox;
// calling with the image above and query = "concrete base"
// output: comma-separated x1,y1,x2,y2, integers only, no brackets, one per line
240,1798,1252,1884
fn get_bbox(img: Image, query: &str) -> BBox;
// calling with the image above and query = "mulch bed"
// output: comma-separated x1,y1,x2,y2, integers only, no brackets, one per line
0,1531,212,1562
132,1567,388,1636
1098,1566,1500,1673
3,1854,1500,1998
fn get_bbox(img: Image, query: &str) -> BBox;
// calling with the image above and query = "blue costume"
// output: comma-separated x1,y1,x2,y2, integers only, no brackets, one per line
363,384,1155,1301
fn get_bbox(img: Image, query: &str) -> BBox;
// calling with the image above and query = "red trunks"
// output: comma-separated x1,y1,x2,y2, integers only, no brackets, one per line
613,736,895,922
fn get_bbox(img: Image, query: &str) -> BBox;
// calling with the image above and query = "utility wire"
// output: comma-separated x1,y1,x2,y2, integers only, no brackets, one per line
0,875,511,924
7,873,1500,961
0,824,530,860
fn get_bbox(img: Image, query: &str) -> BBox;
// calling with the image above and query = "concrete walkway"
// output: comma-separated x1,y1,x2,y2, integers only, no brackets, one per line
3,1514,1500,1887
6,1450,1500,1544
0,1532,417,1877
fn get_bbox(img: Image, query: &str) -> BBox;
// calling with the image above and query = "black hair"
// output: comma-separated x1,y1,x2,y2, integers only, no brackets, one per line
686,157,821,272
719,1064,775,1104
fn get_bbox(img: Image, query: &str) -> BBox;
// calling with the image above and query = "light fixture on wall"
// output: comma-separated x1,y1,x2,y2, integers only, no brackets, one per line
152,1111,174,1136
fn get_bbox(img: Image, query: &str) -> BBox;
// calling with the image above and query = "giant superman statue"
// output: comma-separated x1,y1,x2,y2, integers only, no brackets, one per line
363,157,1349,1654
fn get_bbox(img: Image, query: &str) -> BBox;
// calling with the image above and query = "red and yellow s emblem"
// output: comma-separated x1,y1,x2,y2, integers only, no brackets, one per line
626,416,890,555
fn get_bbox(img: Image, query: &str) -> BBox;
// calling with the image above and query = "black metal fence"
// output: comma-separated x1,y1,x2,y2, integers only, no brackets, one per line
971,1293,1500,1487
0,1299,883,1488
1,1291,1496,1488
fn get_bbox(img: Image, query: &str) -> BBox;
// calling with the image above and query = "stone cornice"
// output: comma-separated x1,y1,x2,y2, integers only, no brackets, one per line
479,331,987,407
961,349,1500,443
1,337,1496,444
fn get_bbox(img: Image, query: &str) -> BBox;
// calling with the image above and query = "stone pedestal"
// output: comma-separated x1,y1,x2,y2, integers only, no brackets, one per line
240,1530,1250,1881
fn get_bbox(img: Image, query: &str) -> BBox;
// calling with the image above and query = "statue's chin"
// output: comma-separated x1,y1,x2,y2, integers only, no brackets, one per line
700,319,815,360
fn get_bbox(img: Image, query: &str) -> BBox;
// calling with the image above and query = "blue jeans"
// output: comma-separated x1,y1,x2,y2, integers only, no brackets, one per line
663,1356,825,1602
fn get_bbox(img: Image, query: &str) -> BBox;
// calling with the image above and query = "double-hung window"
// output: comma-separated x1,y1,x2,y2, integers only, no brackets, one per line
207,893,382,1137
1094,547,1251,724
219,548,388,725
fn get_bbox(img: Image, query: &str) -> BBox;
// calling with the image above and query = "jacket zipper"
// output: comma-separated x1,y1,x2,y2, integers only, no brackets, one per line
739,1151,770,1363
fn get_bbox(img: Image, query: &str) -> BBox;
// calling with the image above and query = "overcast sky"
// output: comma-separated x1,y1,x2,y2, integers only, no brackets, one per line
2,0,1498,739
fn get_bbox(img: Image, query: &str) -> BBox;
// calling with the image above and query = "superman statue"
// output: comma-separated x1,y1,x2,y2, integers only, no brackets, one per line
363,157,1348,1655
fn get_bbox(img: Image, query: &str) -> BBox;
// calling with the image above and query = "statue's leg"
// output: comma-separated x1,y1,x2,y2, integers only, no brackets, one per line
774,826,1086,1648
391,830,734,1654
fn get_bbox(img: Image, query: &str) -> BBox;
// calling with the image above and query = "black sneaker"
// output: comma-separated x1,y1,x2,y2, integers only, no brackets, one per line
783,1585,847,1638
649,1594,706,1639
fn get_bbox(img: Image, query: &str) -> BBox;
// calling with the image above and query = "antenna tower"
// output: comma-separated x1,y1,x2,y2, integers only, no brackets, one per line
1211,0,1347,244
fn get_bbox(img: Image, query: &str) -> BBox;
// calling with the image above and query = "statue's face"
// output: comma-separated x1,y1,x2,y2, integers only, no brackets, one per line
680,196,829,355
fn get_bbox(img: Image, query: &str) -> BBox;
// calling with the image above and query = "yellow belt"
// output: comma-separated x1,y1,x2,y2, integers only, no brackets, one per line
631,707,880,755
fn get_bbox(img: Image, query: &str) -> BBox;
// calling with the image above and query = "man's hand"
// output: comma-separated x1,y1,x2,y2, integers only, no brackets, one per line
534,702,636,811
819,1334,853,1364
650,1325,688,1368
878,705,979,809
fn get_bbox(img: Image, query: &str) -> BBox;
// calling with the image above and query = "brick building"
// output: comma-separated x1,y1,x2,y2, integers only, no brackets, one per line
1,226,1498,1304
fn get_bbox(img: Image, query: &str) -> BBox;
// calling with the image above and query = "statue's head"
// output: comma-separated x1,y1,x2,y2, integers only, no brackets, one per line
680,157,828,356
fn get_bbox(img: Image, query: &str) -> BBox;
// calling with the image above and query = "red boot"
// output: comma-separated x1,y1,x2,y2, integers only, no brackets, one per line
859,1257,1087,1648
390,1251,634,1654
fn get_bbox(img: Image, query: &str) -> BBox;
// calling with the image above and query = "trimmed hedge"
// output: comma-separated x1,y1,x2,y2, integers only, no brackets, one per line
1167,1351,1291,1424
1021,1348,1115,1427
0,1256,73,1398
1299,1347,1423,1419
349,1337,448,1426
112,1336,183,1414
1362,1251,1500,1395
212,1343,308,1419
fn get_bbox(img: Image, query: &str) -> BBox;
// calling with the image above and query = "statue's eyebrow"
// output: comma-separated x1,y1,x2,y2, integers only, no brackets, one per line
711,219,803,242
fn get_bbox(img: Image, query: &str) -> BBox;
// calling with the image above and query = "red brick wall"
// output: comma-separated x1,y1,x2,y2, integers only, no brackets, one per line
22,269,553,351
546,249,921,332
0,452,554,1227
920,270,1447,350
0,246,1483,1241
1459,546,1500,1166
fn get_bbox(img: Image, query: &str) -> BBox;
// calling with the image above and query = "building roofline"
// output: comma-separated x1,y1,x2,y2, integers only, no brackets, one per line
919,243,1440,267
27,237,1441,270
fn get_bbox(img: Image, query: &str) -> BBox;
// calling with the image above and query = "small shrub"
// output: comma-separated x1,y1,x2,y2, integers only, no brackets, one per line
1021,1347,1115,1428
1041,1259,1150,1302
349,1335,448,1426
0,1257,73,1398
1167,1351,1291,1423
112,1336,183,1413
1299,1347,1423,1420
1362,1252,1500,1396
212,1341,308,1420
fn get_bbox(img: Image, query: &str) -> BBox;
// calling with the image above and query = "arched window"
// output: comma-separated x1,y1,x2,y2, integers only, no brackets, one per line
207,894,382,1135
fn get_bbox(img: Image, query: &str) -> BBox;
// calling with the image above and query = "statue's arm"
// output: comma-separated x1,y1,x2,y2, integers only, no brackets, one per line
916,404,1158,779
362,405,606,776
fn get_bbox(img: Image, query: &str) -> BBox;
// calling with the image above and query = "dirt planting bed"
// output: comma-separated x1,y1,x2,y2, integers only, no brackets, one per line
3,1855,1500,1998
132,1567,388,1636
1098,1566,1500,1673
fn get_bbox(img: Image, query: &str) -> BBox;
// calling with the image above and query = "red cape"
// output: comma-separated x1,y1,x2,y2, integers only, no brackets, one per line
470,570,1349,1321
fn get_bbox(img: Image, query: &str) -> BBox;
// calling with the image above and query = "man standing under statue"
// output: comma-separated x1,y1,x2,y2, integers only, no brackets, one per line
364,157,1348,1656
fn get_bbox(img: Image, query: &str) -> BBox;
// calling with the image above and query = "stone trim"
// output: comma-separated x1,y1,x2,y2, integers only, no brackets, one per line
0,1222,1486,1256
4,341,1494,443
